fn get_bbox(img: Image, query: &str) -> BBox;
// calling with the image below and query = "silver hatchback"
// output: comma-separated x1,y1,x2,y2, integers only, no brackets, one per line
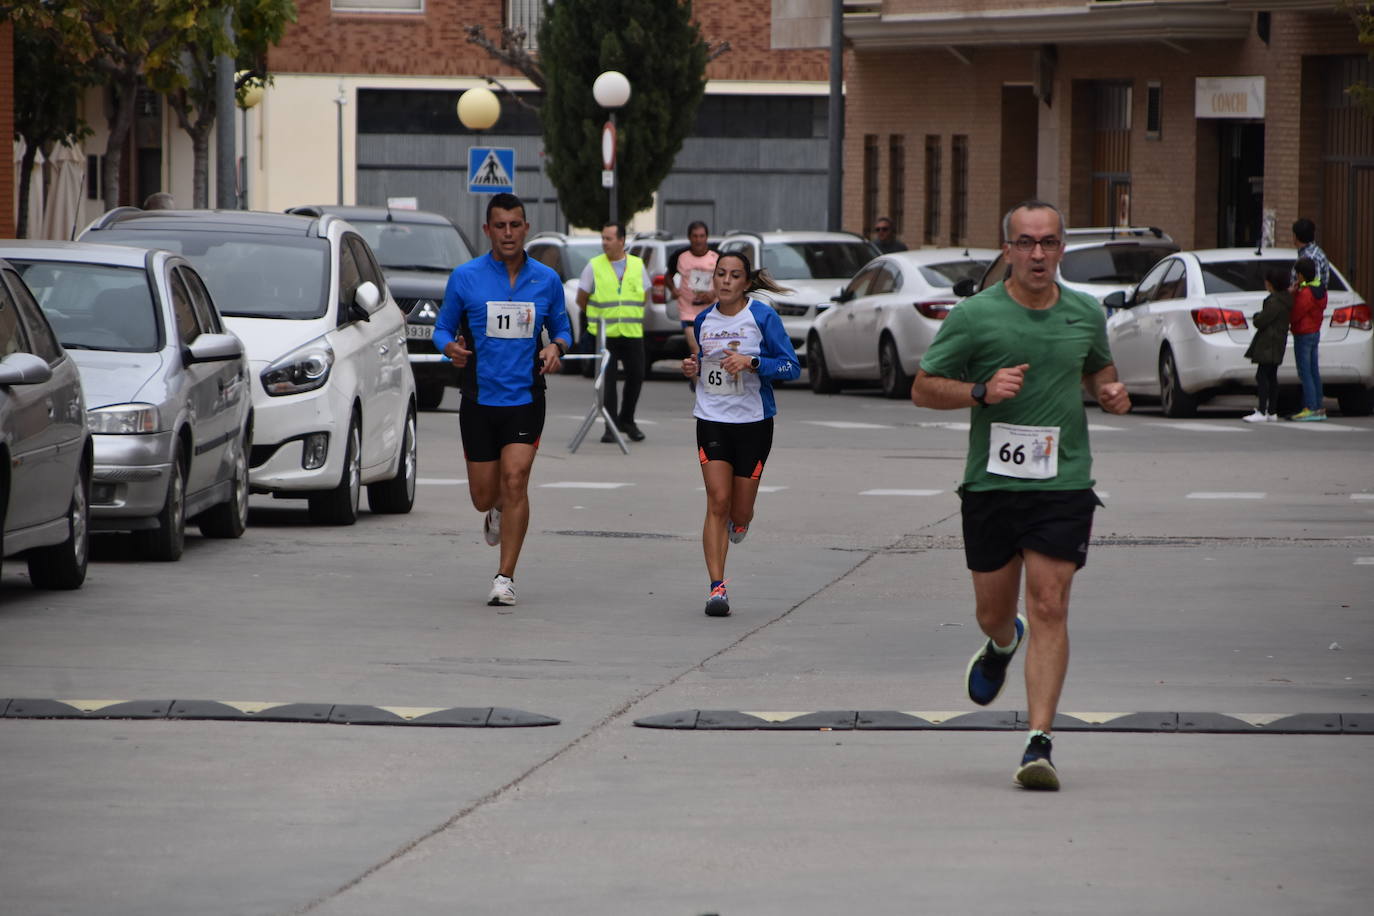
2,241,252,561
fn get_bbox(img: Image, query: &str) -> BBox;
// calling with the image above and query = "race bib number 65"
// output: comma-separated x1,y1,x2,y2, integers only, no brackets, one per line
702,359,743,396
486,301,535,339
987,422,1060,480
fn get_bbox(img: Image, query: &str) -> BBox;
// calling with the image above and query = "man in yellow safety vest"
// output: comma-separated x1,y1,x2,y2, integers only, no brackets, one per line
576,222,652,441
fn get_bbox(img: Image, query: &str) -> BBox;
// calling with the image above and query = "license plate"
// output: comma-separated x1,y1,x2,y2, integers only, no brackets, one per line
406,324,434,340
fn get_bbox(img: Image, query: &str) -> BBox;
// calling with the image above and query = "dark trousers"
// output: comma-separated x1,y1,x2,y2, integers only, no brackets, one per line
1255,363,1280,415
603,337,645,426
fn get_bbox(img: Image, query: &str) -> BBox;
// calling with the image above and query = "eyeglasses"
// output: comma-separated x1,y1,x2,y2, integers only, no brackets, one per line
1011,236,1062,252
876,225,892,233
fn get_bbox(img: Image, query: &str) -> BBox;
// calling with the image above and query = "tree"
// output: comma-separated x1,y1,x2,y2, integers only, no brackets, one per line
532,1,710,227
1345,2,1374,115
11,13,98,237
146,0,297,208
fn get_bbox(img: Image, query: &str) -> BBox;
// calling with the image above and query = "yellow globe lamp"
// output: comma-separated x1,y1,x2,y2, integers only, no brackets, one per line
457,87,500,131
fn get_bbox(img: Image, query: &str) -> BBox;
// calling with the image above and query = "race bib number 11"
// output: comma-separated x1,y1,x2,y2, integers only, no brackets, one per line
987,422,1060,480
486,301,535,339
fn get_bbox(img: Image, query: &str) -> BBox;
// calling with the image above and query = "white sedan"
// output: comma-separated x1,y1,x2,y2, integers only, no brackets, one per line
807,248,996,397
1103,248,1372,417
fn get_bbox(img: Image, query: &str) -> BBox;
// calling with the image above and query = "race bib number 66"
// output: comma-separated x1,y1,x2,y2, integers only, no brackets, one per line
987,422,1060,480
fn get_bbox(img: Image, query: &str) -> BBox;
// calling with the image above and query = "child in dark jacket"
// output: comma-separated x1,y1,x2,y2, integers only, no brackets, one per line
1243,268,1292,422
1289,256,1328,421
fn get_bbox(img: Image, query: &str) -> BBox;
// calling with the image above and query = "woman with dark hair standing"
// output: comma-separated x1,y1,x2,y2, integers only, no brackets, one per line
681,251,801,617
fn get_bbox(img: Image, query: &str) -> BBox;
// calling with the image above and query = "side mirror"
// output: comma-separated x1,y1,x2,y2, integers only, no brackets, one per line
1103,291,1127,311
831,288,853,304
184,332,244,365
952,278,977,298
0,352,53,386
350,281,381,322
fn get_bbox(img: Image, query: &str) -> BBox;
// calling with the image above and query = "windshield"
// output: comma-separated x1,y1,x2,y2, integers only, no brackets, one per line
94,230,331,319
761,241,877,281
12,261,161,352
351,220,472,271
1201,259,1349,294
1060,243,1176,284
565,241,602,278
921,261,991,287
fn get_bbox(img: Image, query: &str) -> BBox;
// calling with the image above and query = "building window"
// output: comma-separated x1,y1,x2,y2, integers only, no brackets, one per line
1090,81,1132,227
863,135,880,239
506,0,544,49
1146,82,1162,140
333,0,423,11
888,135,905,237
951,135,968,245
924,135,942,245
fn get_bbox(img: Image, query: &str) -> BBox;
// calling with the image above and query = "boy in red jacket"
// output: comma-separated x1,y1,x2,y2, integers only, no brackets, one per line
1289,256,1327,421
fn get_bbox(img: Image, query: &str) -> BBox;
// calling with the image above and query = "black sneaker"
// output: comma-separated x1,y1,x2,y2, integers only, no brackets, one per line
965,614,1027,706
704,581,730,617
600,427,616,443
1015,733,1059,791
619,421,646,442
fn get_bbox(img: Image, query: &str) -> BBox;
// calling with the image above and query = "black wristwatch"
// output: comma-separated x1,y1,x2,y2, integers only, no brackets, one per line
749,356,761,371
553,339,568,356
970,382,988,406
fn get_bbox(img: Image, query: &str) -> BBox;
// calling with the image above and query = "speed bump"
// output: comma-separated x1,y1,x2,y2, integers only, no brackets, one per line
0,699,558,728
634,710,1374,734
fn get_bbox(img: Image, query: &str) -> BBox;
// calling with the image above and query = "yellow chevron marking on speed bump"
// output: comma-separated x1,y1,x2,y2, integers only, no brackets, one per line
739,711,813,723
1232,713,1296,727
59,699,131,713
904,711,968,724
218,702,295,715
1063,712,1133,724
376,706,447,720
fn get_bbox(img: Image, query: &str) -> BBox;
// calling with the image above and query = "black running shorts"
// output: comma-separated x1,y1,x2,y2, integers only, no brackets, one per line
459,397,545,462
959,488,1102,571
696,417,773,479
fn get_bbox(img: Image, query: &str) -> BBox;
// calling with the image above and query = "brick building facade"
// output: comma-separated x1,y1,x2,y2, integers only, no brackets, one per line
1,22,15,239
840,1,1373,297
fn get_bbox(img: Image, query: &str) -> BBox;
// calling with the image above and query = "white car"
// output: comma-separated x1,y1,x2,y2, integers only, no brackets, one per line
1103,248,1372,417
84,209,418,524
808,247,997,397
717,230,879,363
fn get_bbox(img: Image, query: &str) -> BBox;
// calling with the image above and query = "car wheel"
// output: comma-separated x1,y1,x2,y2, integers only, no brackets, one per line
807,335,840,394
417,382,445,411
879,336,913,400
198,430,250,539
368,406,417,514
1158,348,1198,418
1337,386,1374,417
27,467,89,589
135,456,187,561
309,414,361,525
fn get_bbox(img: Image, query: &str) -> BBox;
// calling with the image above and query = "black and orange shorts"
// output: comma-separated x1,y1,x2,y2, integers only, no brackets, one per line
459,396,545,462
696,417,773,480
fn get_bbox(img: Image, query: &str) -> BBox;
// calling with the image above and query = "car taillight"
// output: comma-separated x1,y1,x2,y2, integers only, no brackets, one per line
651,274,667,304
1191,307,1247,334
914,300,957,320
1331,304,1372,331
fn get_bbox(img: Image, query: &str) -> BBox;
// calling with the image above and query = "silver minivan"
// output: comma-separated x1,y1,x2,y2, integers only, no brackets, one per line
3,241,252,561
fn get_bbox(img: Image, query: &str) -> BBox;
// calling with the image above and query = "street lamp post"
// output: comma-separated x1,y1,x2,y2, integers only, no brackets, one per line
592,71,631,225
334,81,347,205
237,75,264,210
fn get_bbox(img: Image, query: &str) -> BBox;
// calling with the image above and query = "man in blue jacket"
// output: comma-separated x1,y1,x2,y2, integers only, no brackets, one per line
434,193,573,606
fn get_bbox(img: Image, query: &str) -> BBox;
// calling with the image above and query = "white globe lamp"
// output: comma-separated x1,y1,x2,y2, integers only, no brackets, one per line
457,87,500,131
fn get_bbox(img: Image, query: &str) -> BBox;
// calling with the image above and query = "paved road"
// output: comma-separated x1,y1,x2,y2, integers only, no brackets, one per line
2,372,1371,915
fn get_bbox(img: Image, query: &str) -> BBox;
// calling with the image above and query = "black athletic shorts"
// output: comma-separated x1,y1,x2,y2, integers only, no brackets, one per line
459,396,545,462
696,417,773,479
959,488,1103,572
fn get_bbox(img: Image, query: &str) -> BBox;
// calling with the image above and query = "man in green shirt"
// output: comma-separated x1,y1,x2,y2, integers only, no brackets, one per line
913,200,1131,791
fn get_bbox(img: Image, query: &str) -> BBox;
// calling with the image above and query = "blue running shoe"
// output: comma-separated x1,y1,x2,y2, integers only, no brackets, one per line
1015,732,1059,791
704,580,731,617
965,614,1027,706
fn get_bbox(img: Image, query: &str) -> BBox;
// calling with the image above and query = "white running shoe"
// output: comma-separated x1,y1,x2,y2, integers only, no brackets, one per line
483,507,501,546
488,574,516,606
1242,410,1267,423
727,520,749,544
1266,413,1280,422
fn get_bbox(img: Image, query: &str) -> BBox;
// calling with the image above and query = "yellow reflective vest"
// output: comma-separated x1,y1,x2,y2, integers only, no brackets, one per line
585,254,647,339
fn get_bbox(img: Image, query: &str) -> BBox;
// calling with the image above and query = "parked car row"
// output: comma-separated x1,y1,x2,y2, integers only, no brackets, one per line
3,206,420,591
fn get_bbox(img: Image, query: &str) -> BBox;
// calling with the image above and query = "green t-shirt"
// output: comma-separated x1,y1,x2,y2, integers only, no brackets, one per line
919,282,1113,492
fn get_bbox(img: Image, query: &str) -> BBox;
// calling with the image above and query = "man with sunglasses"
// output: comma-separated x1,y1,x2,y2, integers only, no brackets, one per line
912,199,1130,791
870,217,907,253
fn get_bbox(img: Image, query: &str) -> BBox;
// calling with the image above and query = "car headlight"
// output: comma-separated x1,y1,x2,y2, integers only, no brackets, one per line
261,338,334,397
88,403,160,434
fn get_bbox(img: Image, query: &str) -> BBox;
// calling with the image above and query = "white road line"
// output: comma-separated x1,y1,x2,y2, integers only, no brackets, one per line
859,489,944,497
538,481,635,489
1187,491,1266,499
1096,491,1110,499
1149,422,1247,433
1087,424,1125,431
1351,494,1374,501
696,485,789,493
418,478,467,486
802,420,893,430
1270,421,1367,432
1355,558,1374,566
911,421,970,431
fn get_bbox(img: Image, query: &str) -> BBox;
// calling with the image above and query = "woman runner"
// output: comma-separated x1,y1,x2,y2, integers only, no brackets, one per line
681,251,801,616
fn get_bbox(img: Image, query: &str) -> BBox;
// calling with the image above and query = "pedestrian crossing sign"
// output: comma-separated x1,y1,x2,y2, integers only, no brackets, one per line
468,147,516,194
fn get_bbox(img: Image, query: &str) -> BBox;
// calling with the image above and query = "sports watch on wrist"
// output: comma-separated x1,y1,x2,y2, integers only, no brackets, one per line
970,382,989,406
749,356,761,371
